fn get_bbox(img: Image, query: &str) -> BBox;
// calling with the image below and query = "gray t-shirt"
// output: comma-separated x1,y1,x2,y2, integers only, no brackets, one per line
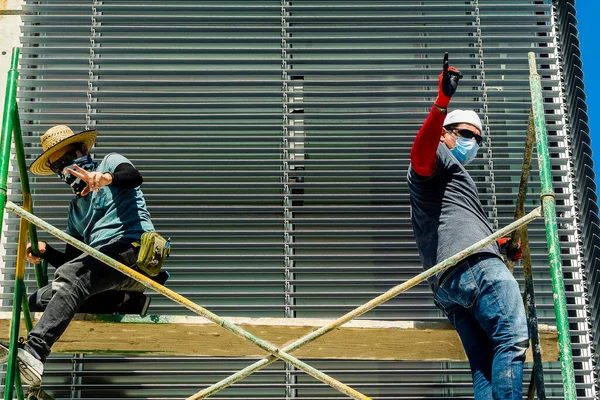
66,153,154,248
407,143,501,293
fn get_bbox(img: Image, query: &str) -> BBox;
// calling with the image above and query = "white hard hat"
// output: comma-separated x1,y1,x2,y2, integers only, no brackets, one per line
443,110,483,133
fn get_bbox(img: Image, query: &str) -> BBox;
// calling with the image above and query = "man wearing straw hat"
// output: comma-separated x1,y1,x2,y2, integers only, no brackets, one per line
407,54,528,399
0,125,161,386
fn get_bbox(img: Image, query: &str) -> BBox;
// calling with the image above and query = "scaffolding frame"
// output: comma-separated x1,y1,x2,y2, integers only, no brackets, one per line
0,48,577,400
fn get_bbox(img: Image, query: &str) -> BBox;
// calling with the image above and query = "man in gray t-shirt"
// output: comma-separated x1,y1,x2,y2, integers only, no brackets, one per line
407,54,529,399
408,142,501,293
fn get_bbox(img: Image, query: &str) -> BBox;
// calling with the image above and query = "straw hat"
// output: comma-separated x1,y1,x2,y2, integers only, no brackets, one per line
29,125,97,175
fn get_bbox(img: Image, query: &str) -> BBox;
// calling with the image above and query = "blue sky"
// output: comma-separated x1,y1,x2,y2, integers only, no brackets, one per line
577,1,599,192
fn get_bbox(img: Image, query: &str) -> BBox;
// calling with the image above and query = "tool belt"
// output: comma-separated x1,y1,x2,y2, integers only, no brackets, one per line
133,231,171,277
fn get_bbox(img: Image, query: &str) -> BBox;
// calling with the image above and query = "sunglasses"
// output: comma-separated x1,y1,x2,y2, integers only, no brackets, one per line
452,129,483,146
49,149,79,174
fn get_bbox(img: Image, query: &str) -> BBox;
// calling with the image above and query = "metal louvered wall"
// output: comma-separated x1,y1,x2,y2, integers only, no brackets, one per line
0,0,597,398
554,0,600,383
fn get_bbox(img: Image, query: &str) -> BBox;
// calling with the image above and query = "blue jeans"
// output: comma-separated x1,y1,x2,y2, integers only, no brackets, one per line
27,238,146,361
434,255,529,400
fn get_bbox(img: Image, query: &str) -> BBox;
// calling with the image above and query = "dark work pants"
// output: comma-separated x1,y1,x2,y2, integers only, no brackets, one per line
29,287,136,314
26,238,146,361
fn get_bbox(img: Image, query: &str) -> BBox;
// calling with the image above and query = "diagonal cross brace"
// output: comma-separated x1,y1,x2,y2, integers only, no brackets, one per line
188,206,544,399
4,201,371,400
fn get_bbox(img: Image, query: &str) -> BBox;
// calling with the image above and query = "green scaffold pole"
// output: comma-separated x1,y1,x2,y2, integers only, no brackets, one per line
528,52,576,399
0,46,22,400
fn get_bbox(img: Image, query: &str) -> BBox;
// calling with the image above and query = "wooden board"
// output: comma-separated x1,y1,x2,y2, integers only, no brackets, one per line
0,312,558,362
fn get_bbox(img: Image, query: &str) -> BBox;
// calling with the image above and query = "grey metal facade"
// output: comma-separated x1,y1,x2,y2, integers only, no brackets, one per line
1,0,598,398
554,1,600,389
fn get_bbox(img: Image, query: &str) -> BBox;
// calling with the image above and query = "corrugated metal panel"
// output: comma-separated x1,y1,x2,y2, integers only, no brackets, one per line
0,0,596,398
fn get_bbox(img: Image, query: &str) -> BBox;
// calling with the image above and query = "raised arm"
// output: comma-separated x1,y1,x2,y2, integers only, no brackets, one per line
410,53,463,177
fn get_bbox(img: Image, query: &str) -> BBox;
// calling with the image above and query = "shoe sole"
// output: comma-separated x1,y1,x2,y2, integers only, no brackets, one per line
16,353,42,386
0,342,42,386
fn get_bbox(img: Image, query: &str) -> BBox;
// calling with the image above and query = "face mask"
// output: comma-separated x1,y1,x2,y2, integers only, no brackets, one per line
57,154,97,196
449,136,479,165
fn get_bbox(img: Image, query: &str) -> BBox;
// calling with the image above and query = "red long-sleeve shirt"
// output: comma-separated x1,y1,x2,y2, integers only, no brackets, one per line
409,106,446,177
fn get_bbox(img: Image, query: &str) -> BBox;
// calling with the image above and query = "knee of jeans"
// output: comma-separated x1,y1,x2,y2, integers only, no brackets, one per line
510,303,530,345
28,292,42,312
51,276,72,293
52,270,91,298
28,286,53,312
495,336,528,365
513,338,529,362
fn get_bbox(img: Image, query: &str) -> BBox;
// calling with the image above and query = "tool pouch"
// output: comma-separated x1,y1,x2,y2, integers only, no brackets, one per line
134,231,171,277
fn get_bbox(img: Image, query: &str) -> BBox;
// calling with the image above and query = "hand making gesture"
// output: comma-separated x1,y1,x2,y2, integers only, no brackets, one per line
66,164,112,196
435,52,463,109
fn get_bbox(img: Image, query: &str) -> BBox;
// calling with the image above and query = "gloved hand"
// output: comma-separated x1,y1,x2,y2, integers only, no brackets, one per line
498,237,522,262
435,52,463,108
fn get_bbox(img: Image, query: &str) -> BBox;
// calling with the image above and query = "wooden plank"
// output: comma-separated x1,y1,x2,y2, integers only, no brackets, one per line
0,312,558,361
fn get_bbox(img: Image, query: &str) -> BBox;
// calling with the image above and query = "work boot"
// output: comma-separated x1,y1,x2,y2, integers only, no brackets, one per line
0,339,44,386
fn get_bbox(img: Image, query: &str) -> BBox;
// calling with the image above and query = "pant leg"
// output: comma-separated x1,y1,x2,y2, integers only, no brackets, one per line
28,283,53,312
444,306,494,399
29,288,133,314
434,262,494,400
29,269,170,314
468,257,529,400
435,256,528,400
27,238,146,361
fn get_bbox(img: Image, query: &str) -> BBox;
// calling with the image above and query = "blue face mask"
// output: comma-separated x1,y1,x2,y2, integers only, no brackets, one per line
57,154,97,196
449,136,479,165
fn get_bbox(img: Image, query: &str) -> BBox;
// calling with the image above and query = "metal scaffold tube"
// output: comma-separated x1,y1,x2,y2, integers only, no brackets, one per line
12,217,29,400
507,108,546,399
4,201,371,400
0,46,21,400
520,111,546,400
12,107,47,288
5,200,543,400
187,206,543,399
528,52,576,400
0,50,18,251
0,47,48,400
